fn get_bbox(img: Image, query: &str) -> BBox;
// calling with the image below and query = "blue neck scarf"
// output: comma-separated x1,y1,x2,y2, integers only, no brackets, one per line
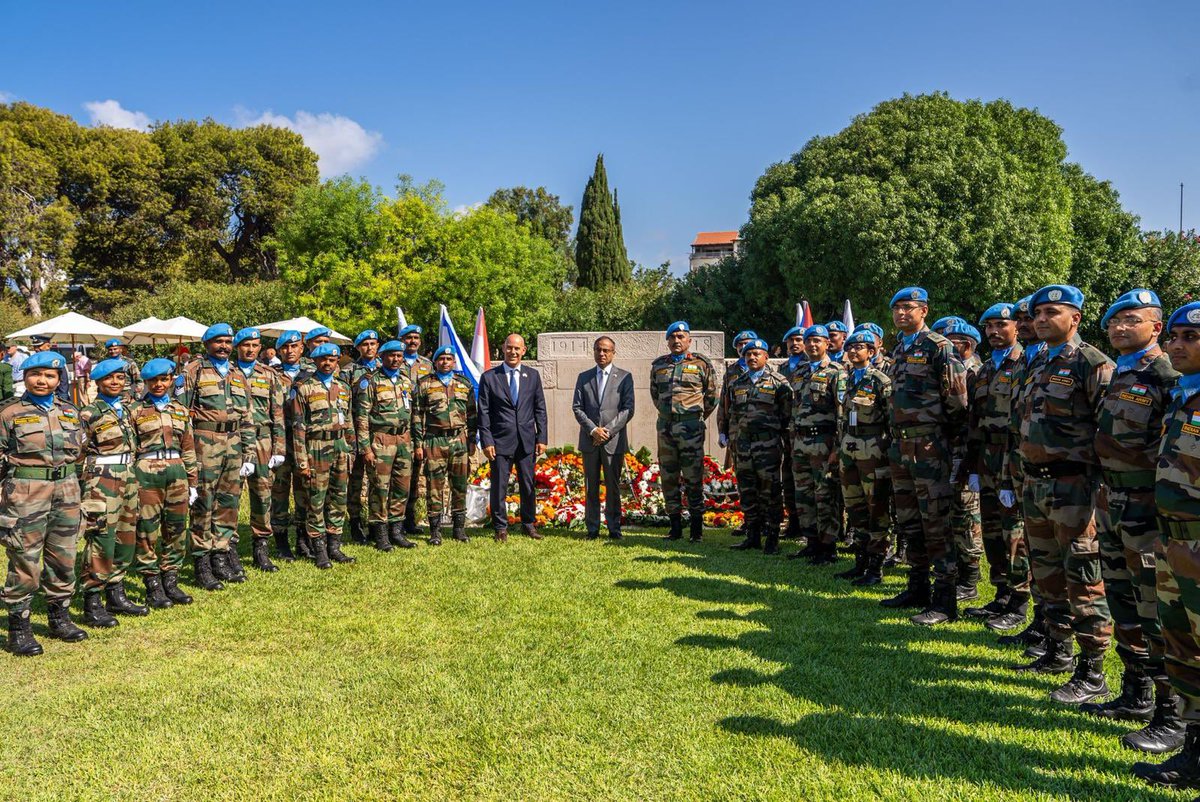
281,362,300,375
147,392,170,410
26,392,53,411
1046,343,1067,361
208,356,229,377
404,353,418,363
315,370,334,388
1025,342,1046,364
437,371,454,386
901,331,919,350
1116,346,1152,374
98,393,123,418
237,359,257,376
830,350,844,362
851,367,867,385
747,368,765,384
788,355,804,372
670,353,685,363
381,366,399,379
1172,373,1200,406
991,345,1014,370
362,358,378,370
736,358,747,372
809,359,825,370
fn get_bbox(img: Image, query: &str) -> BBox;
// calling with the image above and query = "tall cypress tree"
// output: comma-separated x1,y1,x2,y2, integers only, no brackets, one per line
575,154,631,288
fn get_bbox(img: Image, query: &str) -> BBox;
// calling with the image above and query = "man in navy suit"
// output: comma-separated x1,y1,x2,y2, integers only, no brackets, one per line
478,334,548,541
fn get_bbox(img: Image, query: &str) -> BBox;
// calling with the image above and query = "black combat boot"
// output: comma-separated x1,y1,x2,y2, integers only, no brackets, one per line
761,523,781,555
403,508,424,535
1132,722,1200,790
389,522,416,549
809,541,838,566
371,523,393,552
273,528,296,562
312,536,333,569
252,538,278,572
689,515,704,543
911,583,958,626
296,526,314,560
881,574,931,609
141,574,173,610
328,534,356,564
955,562,981,602
224,543,247,582
349,517,367,545
193,554,224,592
1049,650,1109,704
83,591,118,627
835,549,867,580
996,602,1043,644
788,531,819,560
1081,660,1153,721
210,550,235,582
1123,682,1187,754
452,513,469,543
428,515,443,546
46,599,87,642
884,535,907,568
105,584,149,617
1011,636,1073,674
161,571,193,605
665,514,683,541
853,554,884,586
7,605,43,656
730,524,761,551
966,583,1012,619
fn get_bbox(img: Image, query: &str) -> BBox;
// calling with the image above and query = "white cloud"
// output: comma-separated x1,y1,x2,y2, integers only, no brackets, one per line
0,91,13,104
84,99,152,131
238,108,383,177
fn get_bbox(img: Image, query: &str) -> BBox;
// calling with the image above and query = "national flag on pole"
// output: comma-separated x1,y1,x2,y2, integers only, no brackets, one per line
797,300,813,329
396,307,408,337
437,305,482,389
470,307,491,374
841,299,855,333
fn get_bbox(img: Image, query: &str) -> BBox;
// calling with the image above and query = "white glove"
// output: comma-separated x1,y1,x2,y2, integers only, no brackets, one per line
967,474,981,493
268,454,286,470
999,489,1016,509
188,487,199,507
239,462,256,478
719,433,728,448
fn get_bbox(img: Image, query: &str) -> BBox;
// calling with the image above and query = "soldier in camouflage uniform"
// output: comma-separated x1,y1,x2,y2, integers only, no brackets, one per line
343,329,381,545
175,323,256,591
356,339,417,551
1083,291,1183,751
291,343,356,569
0,351,88,656
717,331,756,478
779,326,807,540
299,326,333,373
1009,285,1114,706
855,323,893,373
650,321,718,542
879,288,969,627
270,330,307,561
722,338,791,554
785,325,846,564
233,328,287,574
398,325,434,536
130,358,198,609
836,330,893,585
1130,301,1200,791
943,320,986,602
78,358,147,627
106,338,144,402
412,347,478,544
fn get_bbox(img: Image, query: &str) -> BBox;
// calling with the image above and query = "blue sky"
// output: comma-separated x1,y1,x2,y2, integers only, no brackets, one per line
3,1,1196,273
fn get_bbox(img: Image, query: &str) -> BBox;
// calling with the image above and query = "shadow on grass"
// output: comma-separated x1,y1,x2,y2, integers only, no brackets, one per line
615,530,1175,801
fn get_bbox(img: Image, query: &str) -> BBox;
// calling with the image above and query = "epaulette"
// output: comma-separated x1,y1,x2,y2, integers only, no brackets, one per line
690,352,714,369
1077,341,1115,369
1145,352,1182,383
0,396,21,415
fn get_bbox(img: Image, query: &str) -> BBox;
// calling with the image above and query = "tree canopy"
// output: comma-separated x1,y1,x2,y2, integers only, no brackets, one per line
575,154,630,289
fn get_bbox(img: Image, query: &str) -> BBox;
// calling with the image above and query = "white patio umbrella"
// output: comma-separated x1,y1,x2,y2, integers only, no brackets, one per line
121,315,208,345
5,311,124,344
256,316,351,344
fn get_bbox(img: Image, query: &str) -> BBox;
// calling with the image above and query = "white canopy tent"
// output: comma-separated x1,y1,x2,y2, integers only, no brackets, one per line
4,311,124,344
121,315,208,345
256,316,351,344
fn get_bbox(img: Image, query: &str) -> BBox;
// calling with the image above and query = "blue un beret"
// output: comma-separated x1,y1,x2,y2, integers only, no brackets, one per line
890,287,929,307
378,340,404,355
309,343,340,359
944,321,981,344
233,327,260,346
665,321,690,338
783,326,805,342
845,331,876,347
399,325,422,338
22,351,65,372
91,358,127,381
825,321,848,333
276,330,302,346
1102,289,1162,329
305,326,332,341
354,329,380,347
1168,302,1200,332
740,338,769,355
979,303,1015,325
203,323,234,342
104,338,122,348
1015,295,1034,316
854,322,885,341
432,346,454,361
733,329,758,344
804,325,830,340
931,316,967,334
141,358,177,380
1031,284,1084,311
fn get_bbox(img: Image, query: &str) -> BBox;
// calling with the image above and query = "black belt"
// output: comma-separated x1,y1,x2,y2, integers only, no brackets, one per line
667,412,702,422
426,427,463,437
306,430,346,442
982,430,1009,445
1103,469,1156,491
370,423,409,436
894,423,939,439
796,425,835,437
847,424,885,436
194,420,237,433
739,429,783,443
1025,461,1089,480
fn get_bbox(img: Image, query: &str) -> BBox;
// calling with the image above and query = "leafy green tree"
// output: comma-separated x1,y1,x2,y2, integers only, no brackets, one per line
486,186,574,253
1137,230,1200,316
575,154,630,288
546,264,676,333
109,279,292,332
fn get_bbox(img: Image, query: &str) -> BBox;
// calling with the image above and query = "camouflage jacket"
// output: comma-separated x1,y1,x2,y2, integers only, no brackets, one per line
717,359,750,436
80,399,137,458
650,353,718,421
412,373,477,442
355,369,415,454
340,358,379,425
400,354,434,386
724,366,792,439
966,343,1023,472
175,357,255,456
130,397,199,485
1157,389,1200,521
0,395,84,472
119,357,144,402
276,361,307,453
290,374,355,468
887,328,968,439
1015,334,1113,467
240,363,286,458
840,365,893,461
1095,346,1179,477
789,357,846,437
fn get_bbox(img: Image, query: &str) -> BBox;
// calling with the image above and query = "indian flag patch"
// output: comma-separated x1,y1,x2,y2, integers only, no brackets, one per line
1191,411,1200,427
1130,384,1148,395
1056,368,1072,377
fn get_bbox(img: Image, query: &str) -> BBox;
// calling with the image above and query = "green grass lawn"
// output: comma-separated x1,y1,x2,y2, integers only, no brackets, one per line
0,524,1183,801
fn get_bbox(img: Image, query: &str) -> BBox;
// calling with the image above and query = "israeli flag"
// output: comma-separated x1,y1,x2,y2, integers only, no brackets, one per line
437,304,481,390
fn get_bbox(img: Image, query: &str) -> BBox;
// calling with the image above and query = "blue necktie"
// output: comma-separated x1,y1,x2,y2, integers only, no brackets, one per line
509,368,518,405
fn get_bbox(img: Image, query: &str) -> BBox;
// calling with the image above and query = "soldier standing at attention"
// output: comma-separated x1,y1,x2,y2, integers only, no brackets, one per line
943,320,986,603
291,343,356,569
717,330,757,540
343,329,381,545
234,328,287,574
0,351,87,656
356,340,417,551
879,287,969,627
399,325,433,537
270,330,307,561
130,358,198,609
650,322,718,543
1010,285,1114,707
412,347,478,544
105,337,143,402
826,321,848,363
723,338,791,555
779,326,806,541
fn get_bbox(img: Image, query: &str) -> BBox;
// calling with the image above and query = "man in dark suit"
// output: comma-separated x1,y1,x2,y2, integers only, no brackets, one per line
478,334,548,541
572,336,635,539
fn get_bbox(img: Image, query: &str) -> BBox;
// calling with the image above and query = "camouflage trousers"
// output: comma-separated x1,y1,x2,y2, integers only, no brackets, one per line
366,430,413,524
244,431,275,540
840,444,891,556
0,475,80,609
792,433,839,545
133,457,189,575
1022,472,1111,654
348,452,367,522
657,418,705,517
780,435,797,525
423,432,468,518
1098,483,1163,674
889,434,957,588
979,442,1030,593
304,442,349,540
953,485,983,574
270,447,308,534
733,431,783,531
191,429,243,555
1157,530,1200,720
80,462,139,592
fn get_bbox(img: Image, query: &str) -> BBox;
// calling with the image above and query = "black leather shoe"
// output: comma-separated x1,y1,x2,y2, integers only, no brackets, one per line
665,515,683,541
1123,686,1187,754
1049,651,1109,704
82,591,118,627
312,537,332,569
105,584,149,617
273,529,296,562
1132,723,1200,789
